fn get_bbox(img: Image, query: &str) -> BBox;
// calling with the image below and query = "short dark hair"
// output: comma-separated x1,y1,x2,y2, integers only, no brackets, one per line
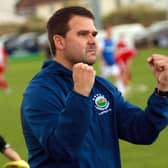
47,6,95,56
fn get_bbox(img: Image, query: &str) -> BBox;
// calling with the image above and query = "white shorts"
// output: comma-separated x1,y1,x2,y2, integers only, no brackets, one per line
101,64,120,77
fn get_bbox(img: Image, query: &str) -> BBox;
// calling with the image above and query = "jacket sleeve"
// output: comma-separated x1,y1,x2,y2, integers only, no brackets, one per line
0,135,7,153
116,90,168,144
22,85,92,161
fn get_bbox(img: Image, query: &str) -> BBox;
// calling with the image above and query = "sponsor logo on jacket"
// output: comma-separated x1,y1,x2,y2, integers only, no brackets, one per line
93,93,112,115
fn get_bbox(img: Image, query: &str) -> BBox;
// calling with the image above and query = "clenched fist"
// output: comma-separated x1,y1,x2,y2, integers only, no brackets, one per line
147,54,168,91
72,63,96,96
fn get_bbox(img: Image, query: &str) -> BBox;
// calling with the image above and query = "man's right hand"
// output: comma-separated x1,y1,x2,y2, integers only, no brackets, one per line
72,63,96,96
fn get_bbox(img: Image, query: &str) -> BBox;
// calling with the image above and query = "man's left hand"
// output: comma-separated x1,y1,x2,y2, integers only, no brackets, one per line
147,54,168,91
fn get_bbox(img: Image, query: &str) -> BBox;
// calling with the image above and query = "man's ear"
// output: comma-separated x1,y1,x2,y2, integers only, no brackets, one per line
53,35,65,50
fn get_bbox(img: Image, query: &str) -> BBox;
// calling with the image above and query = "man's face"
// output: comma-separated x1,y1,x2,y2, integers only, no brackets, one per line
105,26,112,38
63,15,98,67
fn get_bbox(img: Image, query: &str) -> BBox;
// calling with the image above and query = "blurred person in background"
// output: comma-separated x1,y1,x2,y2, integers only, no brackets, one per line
0,135,21,161
115,33,137,92
98,24,125,94
0,135,29,168
21,6,168,168
0,42,10,93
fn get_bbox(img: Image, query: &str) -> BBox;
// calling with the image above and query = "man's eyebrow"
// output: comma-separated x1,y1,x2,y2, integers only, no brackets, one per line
77,30,98,36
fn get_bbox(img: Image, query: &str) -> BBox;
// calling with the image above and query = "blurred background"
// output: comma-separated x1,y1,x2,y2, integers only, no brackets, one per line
0,0,168,167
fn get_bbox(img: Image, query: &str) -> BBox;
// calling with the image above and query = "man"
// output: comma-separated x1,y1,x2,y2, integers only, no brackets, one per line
98,24,125,94
21,6,168,168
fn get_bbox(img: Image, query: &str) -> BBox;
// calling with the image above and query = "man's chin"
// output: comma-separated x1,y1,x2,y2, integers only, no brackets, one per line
87,54,97,64
84,59,96,65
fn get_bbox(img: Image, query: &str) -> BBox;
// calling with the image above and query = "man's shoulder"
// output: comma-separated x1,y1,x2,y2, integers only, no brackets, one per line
24,68,70,100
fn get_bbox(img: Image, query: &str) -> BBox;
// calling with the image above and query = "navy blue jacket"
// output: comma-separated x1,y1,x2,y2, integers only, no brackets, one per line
21,60,168,168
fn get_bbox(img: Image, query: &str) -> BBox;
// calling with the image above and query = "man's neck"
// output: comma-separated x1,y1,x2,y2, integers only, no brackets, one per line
53,55,73,70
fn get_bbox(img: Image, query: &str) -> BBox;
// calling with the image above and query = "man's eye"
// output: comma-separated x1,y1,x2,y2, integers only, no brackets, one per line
92,32,98,37
77,31,98,37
